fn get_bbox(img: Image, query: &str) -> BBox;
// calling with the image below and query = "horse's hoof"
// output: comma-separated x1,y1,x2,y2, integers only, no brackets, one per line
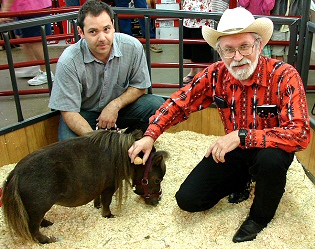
36,235,57,244
49,236,57,243
41,218,54,227
102,211,115,218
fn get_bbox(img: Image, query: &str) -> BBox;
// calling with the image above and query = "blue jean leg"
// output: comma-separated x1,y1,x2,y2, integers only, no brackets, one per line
114,0,155,38
65,0,81,6
58,111,100,141
116,93,165,132
114,0,133,36
58,94,165,141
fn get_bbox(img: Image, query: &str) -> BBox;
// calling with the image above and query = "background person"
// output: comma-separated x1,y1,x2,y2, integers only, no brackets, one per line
238,0,275,58
114,0,162,53
129,7,310,243
0,0,54,85
182,0,229,84
65,0,81,6
270,0,303,61
49,0,165,141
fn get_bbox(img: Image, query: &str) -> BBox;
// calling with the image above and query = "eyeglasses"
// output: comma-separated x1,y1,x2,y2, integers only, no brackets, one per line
219,40,257,59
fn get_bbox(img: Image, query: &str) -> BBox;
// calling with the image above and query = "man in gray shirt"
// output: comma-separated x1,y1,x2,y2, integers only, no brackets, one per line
49,0,165,140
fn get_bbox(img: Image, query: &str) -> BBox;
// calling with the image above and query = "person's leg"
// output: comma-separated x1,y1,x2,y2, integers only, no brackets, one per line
18,16,54,85
283,31,290,62
271,30,286,61
182,26,195,83
133,0,155,38
249,148,294,224
134,0,162,52
190,27,214,70
58,111,100,141
65,0,81,6
183,27,212,83
25,42,46,72
114,0,133,36
31,22,52,71
175,148,252,212
138,19,155,39
233,148,294,243
116,94,165,133
14,28,40,78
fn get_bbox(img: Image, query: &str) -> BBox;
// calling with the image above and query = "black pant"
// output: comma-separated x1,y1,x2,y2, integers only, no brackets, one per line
175,148,294,224
183,26,214,63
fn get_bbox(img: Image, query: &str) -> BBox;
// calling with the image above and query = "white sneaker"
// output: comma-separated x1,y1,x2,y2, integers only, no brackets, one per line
27,70,54,86
15,66,40,78
150,44,163,53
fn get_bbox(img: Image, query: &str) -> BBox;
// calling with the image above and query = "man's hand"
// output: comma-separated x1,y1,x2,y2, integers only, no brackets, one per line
205,130,240,163
128,136,154,165
97,102,120,129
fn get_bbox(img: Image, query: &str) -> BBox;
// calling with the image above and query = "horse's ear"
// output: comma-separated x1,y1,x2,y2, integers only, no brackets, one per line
161,158,166,175
154,151,168,174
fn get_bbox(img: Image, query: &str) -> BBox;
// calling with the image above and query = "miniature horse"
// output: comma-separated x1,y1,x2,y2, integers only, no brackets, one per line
2,130,168,244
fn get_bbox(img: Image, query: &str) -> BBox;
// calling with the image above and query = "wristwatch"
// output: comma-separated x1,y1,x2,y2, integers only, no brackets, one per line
238,129,248,146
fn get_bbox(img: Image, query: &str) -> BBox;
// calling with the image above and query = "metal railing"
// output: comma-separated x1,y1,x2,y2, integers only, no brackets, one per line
0,6,312,134
301,21,315,116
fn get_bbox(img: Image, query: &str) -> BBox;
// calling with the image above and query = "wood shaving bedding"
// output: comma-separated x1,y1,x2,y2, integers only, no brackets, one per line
1,131,315,249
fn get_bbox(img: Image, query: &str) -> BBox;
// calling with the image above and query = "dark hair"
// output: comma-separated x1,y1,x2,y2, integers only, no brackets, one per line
77,0,114,31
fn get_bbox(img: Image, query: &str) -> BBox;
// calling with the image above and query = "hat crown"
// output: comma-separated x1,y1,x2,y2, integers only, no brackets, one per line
217,7,255,33
202,7,273,50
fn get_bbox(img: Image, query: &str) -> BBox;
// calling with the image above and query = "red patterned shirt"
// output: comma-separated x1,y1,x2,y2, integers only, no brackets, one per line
145,56,311,153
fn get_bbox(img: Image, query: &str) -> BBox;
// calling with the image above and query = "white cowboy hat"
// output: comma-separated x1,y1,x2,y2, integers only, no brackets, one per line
202,7,274,49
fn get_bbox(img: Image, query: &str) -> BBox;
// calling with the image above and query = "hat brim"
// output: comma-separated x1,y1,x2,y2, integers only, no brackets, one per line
202,17,274,49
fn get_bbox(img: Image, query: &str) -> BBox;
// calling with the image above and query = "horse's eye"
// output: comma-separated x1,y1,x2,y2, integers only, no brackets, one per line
155,179,162,184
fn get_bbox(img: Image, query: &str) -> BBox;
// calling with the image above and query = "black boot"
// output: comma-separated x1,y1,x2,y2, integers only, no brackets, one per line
228,181,251,204
233,217,267,243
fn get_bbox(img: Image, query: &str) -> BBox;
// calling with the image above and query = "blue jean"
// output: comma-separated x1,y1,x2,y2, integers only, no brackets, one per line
65,0,81,6
15,14,52,38
58,94,165,141
114,0,155,38
175,148,294,225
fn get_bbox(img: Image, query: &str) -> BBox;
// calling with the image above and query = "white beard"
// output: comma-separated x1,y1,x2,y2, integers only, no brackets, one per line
227,55,259,81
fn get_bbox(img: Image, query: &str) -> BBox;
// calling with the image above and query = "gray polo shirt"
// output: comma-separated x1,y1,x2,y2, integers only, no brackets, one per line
49,33,151,112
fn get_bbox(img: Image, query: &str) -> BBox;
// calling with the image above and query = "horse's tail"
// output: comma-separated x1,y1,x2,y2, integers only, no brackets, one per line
2,170,33,242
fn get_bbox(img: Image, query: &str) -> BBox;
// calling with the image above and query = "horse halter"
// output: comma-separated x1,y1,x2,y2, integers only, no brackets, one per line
133,152,162,199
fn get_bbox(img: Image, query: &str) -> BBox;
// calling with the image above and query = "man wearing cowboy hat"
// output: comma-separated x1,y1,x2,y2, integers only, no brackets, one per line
128,7,310,242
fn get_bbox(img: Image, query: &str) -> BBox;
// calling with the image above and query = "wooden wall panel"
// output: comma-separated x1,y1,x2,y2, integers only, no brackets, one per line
0,136,10,166
4,128,29,164
168,108,225,136
0,115,60,167
296,129,315,177
44,115,59,145
25,122,48,153
168,110,203,134
201,108,225,136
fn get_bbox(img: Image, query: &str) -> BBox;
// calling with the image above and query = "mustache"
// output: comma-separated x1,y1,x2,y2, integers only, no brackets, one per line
230,58,251,67
97,41,109,45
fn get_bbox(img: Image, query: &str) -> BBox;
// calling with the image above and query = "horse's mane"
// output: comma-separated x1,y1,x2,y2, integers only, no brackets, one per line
86,130,142,208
